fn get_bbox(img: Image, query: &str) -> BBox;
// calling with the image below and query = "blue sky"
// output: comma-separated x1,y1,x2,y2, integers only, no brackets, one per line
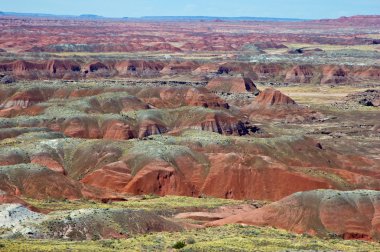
1,0,379,19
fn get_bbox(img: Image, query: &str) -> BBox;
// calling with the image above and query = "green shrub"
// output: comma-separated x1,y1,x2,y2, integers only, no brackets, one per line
100,240,114,248
92,234,101,241
172,241,186,249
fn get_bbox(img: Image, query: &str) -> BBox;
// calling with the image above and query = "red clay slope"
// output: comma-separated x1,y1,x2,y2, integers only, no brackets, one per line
208,189,380,241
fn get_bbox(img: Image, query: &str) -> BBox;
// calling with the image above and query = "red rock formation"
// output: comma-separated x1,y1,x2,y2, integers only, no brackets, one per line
12,60,45,75
252,63,284,80
83,61,109,73
114,60,164,76
136,87,228,109
0,87,54,110
137,118,168,138
0,191,41,212
0,58,379,84
123,161,196,196
71,136,380,201
160,61,199,75
102,120,135,140
244,88,321,123
0,164,87,200
252,88,297,107
355,66,380,81
208,190,380,241
30,154,65,174
285,65,315,83
144,42,182,52
0,149,30,166
193,63,222,75
201,154,331,200
206,76,258,93
190,113,248,136
321,66,349,84
60,117,102,139
81,161,133,192
87,95,149,114
46,59,81,74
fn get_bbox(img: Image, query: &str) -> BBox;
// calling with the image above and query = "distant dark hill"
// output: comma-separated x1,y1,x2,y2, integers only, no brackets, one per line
79,14,104,19
0,11,307,22
139,16,307,22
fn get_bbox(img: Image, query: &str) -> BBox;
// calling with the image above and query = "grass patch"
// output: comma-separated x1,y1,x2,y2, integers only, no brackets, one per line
2,225,379,251
22,195,244,212
284,43,380,52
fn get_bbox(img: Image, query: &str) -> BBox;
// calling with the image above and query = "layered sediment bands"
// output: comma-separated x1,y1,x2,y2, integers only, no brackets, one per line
0,164,106,200
86,94,150,114
8,134,375,201
0,108,247,139
0,87,55,109
1,60,380,83
285,65,316,83
0,192,40,212
132,86,229,109
0,86,228,117
206,76,258,93
114,60,165,77
122,161,200,196
89,136,380,200
0,129,379,201
208,190,380,241
46,60,81,74
160,61,199,75
81,161,133,192
252,63,285,80
83,61,109,73
321,66,350,84
252,88,297,107
102,120,135,140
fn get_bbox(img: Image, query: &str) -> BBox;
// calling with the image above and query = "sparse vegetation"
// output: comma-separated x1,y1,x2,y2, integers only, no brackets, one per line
1,225,379,251
172,240,186,249
22,195,245,212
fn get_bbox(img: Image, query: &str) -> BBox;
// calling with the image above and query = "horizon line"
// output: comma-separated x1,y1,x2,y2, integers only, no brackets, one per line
2,10,378,21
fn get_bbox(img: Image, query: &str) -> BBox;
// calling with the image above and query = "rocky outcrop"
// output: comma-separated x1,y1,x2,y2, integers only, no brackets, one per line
346,89,380,107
